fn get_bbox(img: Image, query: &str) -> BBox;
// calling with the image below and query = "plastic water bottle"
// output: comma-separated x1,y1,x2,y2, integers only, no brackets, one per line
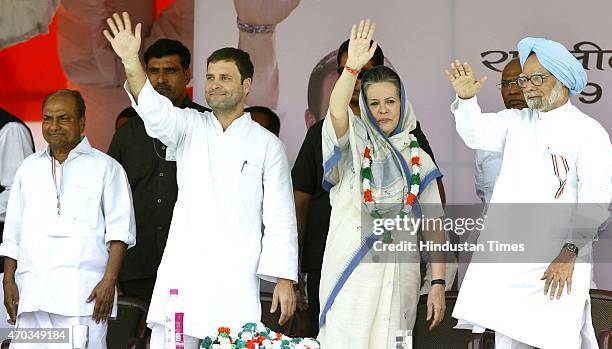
164,289,185,349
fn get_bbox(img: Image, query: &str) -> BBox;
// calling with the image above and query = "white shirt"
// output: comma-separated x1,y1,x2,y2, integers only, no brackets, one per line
474,149,502,205
126,80,298,338
451,97,612,347
0,122,34,222
0,137,136,317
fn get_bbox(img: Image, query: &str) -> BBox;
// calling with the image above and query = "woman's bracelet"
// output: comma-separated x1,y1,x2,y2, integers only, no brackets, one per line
343,65,361,76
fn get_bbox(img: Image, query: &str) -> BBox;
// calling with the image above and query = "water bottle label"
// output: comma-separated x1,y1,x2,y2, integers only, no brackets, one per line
175,312,184,346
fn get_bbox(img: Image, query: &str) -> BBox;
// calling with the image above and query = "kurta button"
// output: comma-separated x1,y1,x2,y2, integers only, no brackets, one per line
161,146,166,150
157,199,162,204
159,172,164,177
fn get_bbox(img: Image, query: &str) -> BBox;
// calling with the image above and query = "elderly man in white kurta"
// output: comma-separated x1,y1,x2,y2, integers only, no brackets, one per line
103,13,298,348
445,38,611,348
0,90,136,349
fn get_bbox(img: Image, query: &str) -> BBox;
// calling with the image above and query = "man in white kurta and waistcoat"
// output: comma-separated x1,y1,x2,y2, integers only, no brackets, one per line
446,38,612,348
103,13,298,348
0,90,136,348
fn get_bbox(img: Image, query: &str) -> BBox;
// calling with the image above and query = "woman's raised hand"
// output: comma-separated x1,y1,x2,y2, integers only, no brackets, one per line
345,19,377,71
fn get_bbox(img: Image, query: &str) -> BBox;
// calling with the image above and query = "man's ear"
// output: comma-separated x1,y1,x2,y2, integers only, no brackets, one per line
80,115,86,133
185,68,192,83
243,77,252,95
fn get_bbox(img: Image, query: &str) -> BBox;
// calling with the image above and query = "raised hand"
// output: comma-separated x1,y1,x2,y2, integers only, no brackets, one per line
345,19,378,72
445,60,487,99
103,12,142,61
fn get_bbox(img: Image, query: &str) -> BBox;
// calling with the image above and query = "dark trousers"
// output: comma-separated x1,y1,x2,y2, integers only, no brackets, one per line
119,277,157,306
306,269,321,338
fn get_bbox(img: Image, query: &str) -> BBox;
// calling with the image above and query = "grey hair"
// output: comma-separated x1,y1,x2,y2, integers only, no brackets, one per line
42,89,86,119
362,65,401,98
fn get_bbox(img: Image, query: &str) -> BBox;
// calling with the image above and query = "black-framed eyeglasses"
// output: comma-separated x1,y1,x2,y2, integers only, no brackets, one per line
496,80,520,90
516,73,552,88
337,66,367,79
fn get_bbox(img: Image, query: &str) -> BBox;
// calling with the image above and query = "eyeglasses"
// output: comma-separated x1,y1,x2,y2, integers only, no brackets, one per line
337,66,367,79
496,80,520,90
516,73,552,88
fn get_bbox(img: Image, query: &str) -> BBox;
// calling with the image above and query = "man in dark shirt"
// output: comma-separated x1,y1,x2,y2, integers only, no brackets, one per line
245,106,281,136
107,39,210,304
292,40,444,337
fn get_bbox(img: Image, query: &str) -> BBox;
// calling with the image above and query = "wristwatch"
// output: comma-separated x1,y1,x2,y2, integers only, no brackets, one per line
431,279,446,287
562,242,579,255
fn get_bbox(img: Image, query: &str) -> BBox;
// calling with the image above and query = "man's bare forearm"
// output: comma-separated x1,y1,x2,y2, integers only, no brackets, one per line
293,190,312,247
3,258,17,283
103,241,127,283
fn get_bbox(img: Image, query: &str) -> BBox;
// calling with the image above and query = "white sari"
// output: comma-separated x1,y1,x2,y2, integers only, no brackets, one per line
317,84,444,348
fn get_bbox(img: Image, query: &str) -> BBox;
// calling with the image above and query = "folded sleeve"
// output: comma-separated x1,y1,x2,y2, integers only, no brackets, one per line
102,163,136,249
257,137,299,283
451,96,514,152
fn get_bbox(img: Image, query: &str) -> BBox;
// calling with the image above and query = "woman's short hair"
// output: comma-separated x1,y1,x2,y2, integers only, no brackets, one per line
361,65,401,98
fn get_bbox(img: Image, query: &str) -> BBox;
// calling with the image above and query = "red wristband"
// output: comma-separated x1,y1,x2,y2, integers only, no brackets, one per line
344,65,361,76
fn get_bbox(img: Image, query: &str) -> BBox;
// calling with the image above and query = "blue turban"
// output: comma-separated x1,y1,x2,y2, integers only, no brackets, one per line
517,37,587,95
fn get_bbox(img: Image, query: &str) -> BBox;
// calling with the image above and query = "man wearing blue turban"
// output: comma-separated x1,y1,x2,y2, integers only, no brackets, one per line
445,38,611,348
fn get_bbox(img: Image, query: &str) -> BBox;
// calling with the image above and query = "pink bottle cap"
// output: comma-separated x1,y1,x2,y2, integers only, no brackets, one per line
170,289,178,295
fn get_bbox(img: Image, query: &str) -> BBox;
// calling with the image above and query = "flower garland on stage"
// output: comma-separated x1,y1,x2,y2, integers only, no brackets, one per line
201,322,320,349
361,135,421,243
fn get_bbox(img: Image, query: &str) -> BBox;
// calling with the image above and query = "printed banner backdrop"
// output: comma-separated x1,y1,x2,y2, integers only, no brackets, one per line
194,0,612,287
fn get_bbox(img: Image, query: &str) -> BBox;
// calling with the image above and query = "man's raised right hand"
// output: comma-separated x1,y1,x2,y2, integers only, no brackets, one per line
103,12,142,61
445,59,487,99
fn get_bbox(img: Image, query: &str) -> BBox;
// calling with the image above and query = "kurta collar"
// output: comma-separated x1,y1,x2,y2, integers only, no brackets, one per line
537,99,573,120
41,136,93,160
210,111,250,135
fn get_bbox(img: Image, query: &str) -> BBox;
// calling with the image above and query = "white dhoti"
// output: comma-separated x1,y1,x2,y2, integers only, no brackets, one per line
9,311,107,349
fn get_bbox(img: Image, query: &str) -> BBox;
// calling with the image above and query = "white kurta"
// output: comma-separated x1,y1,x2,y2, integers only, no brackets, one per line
451,97,612,348
126,80,298,339
0,137,136,318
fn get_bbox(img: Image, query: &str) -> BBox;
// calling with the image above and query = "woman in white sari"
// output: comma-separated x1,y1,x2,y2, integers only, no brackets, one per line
317,20,447,348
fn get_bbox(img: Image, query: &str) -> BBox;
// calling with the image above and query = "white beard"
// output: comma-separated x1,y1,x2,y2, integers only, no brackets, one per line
525,80,564,112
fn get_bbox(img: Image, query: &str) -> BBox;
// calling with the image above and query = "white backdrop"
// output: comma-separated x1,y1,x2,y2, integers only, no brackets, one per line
194,0,612,287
